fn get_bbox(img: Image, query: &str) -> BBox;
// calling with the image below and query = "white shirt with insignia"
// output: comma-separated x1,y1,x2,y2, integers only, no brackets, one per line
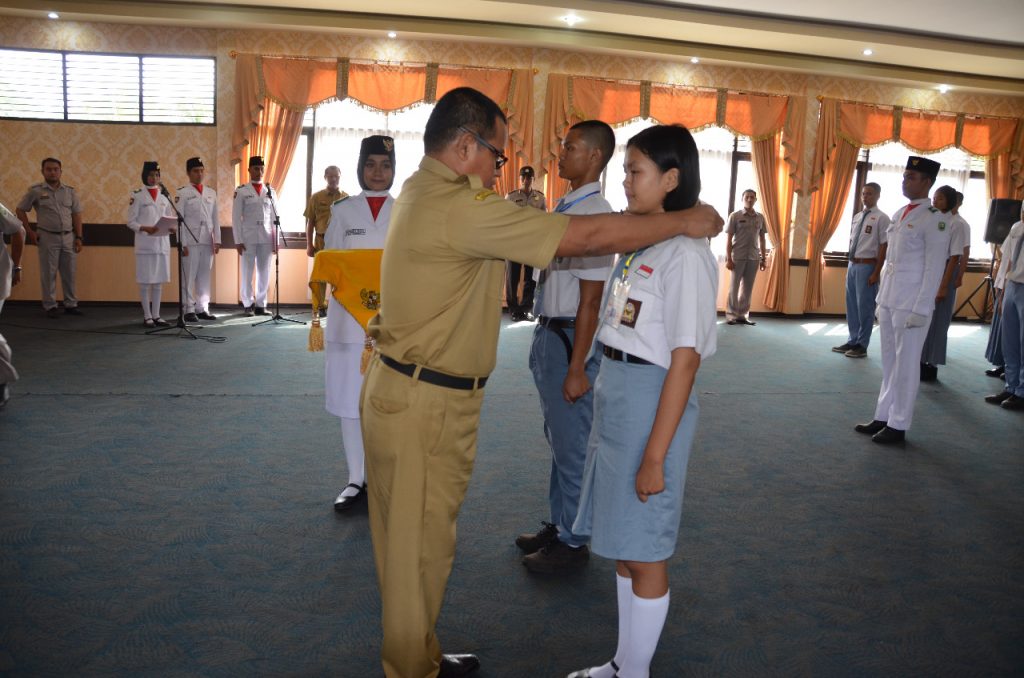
533,182,614,318
126,186,174,255
175,184,220,246
324,190,393,344
947,214,970,257
596,234,719,369
849,206,890,259
877,198,953,315
231,182,278,245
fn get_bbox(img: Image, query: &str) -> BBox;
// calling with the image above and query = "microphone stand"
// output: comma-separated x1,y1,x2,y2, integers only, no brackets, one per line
148,184,226,343
253,183,305,327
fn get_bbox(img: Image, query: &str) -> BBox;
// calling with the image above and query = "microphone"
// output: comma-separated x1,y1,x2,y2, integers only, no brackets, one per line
159,182,171,198
265,184,273,199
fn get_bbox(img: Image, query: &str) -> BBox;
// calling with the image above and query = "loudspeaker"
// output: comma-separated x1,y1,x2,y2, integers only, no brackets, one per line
985,198,1022,245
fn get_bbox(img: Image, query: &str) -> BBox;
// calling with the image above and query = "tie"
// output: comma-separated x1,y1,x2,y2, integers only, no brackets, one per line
849,209,869,261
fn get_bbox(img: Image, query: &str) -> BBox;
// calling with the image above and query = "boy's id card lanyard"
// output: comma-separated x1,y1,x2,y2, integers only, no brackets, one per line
604,247,647,329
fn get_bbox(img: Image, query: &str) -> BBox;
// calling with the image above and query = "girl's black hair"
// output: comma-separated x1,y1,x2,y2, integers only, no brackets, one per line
934,184,957,213
626,124,701,212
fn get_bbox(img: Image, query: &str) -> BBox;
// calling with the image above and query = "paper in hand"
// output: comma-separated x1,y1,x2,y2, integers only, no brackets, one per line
151,216,178,235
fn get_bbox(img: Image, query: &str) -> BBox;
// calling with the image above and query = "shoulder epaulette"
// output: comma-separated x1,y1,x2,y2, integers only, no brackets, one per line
132,188,144,194
928,206,938,213
177,185,187,191
31,182,44,189
237,184,246,190
332,196,349,205
64,184,75,190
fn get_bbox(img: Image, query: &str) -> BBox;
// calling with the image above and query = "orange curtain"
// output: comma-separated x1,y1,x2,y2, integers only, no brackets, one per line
232,54,263,167
261,57,338,109
249,99,305,193
804,140,859,310
541,74,580,202
723,93,788,138
649,85,717,129
752,131,795,312
347,63,427,112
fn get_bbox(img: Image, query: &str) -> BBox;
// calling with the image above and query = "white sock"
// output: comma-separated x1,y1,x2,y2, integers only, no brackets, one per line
339,417,365,498
580,573,633,678
140,284,152,319
150,284,163,319
619,590,670,678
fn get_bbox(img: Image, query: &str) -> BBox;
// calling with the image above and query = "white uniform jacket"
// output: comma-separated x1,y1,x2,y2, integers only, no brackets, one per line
231,182,277,246
323,191,393,344
127,187,174,255
877,199,952,316
175,184,221,247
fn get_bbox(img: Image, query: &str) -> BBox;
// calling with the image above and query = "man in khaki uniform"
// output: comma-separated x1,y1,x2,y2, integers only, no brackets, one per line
360,87,723,678
305,166,347,315
16,157,85,317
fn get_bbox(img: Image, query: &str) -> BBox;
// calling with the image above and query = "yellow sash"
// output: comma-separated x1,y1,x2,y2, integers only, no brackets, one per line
307,249,383,354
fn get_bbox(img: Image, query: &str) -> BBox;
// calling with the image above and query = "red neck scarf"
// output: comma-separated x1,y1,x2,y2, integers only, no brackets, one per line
148,188,159,201
252,183,262,195
194,184,203,194
366,196,386,221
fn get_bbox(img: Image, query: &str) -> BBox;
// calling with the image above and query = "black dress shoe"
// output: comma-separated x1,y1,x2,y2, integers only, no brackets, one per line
984,390,1013,405
45,307,60,319
438,653,480,678
872,426,906,444
183,313,200,323
726,319,737,325
196,311,218,320
985,366,1005,378
333,483,366,511
854,419,886,435
1001,395,1024,411
243,306,255,317
920,363,938,382
515,521,559,554
63,306,84,316
738,317,757,326
153,318,170,327
832,342,853,353
254,306,269,316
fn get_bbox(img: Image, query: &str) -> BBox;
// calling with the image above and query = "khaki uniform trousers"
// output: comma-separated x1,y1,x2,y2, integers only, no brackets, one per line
360,354,484,678
37,230,78,310
726,258,759,321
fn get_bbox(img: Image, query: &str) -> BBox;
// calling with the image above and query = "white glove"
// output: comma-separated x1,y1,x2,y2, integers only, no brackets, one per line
905,312,928,329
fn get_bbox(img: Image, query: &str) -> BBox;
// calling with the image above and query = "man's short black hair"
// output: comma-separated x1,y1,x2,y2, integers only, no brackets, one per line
742,188,757,198
569,120,615,170
41,157,62,169
424,87,507,154
864,182,881,192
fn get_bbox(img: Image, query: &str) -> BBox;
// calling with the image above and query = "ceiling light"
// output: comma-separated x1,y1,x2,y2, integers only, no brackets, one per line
690,57,700,64
862,48,873,56
560,14,582,27
387,31,397,39
47,11,59,19
938,84,951,93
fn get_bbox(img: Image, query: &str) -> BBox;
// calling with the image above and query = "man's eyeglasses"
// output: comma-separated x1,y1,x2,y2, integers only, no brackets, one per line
459,126,508,170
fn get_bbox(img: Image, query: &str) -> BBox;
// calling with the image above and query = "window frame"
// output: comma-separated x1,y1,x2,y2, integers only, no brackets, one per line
0,46,217,126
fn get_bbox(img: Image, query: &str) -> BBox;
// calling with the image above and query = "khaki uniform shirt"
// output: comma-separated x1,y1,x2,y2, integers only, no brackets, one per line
726,208,767,261
17,182,83,233
369,156,569,377
304,188,347,249
506,188,546,211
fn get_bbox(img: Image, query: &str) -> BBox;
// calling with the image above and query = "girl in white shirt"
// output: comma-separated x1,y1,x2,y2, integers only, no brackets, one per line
570,125,719,678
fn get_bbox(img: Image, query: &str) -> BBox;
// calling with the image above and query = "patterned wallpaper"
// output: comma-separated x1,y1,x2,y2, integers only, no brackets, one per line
2,15,1022,236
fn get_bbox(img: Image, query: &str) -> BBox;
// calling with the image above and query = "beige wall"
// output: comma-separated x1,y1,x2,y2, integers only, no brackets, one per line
2,16,1022,310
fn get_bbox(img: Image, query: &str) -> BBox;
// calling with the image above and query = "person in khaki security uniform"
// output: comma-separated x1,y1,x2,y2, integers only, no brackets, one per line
0,200,26,408
305,165,347,317
504,165,546,321
855,156,951,445
359,87,723,678
724,188,767,325
16,157,85,318
232,156,279,316
175,157,221,323
832,182,891,358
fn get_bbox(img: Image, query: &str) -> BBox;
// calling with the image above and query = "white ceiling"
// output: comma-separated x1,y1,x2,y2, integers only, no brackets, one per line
3,0,1024,92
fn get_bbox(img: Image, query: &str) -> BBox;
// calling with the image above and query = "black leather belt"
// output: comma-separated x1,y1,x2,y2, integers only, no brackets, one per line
537,315,576,329
537,316,575,362
603,345,654,365
39,228,72,235
380,354,487,391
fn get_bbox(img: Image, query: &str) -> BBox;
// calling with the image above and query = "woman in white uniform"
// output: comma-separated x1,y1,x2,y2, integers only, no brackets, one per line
126,161,174,327
920,184,966,381
325,135,396,511
570,125,718,678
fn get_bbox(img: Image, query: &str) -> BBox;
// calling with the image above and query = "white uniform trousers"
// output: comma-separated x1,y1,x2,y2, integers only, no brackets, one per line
183,244,214,314
873,305,930,431
37,230,78,310
239,243,272,308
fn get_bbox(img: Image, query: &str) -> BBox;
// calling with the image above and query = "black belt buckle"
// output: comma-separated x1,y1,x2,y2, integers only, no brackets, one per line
602,345,653,365
537,315,576,330
380,354,486,391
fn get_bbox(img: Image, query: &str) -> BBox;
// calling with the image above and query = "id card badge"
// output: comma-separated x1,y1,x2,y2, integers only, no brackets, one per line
604,278,631,329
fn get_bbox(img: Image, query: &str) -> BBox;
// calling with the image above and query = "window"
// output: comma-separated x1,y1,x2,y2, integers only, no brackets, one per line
0,48,216,124
604,121,757,259
824,142,989,259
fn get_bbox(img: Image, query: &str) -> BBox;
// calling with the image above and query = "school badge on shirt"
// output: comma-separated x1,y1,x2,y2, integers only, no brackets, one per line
938,221,946,231
620,298,642,328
